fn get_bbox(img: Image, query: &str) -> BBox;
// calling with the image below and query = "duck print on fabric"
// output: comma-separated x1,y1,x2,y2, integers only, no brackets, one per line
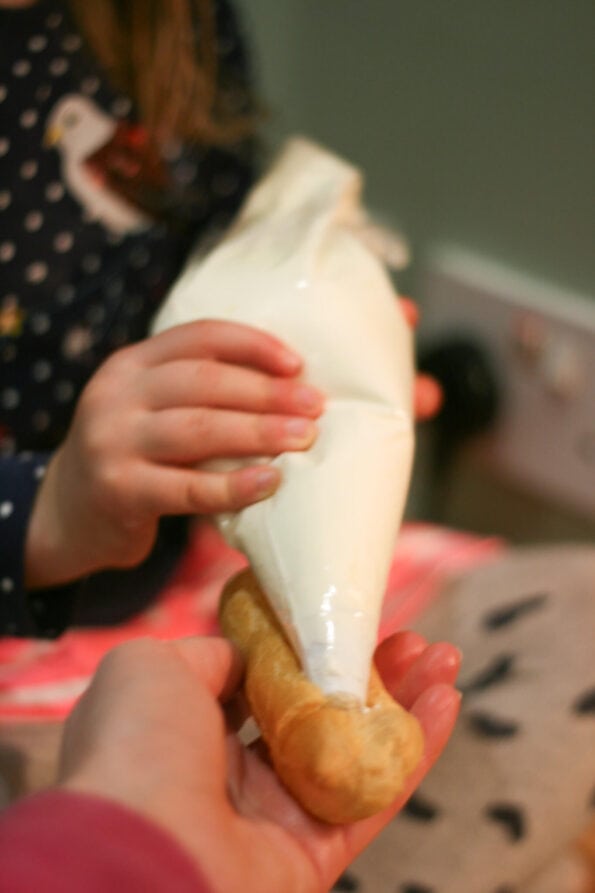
44,93,152,235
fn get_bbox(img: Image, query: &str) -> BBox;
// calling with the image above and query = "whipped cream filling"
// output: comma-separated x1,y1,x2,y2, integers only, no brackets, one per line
152,138,415,703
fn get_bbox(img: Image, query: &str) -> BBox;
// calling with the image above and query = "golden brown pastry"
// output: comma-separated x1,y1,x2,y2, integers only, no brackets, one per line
219,568,424,824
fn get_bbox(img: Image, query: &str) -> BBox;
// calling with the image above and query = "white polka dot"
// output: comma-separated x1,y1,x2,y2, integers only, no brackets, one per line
12,59,31,77
54,231,74,252
32,359,52,382
18,451,33,462
55,380,74,402
82,254,101,274
36,84,52,102
81,76,100,95
28,34,48,52
63,326,92,358
112,96,132,117
56,283,75,304
62,33,82,52
24,210,43,231
49,57,69,77
0,138,9,158
45,182,65,202
0,85,7,103
0,191,11,211
46,11,63,28
20,160,38,180
1,388,20,410
32,410,50,431
1,578,14,594
0,501,13,519
34,464,46,480
30,312,51,334
20,109,38,129
0,242,16,262
25,262,48,284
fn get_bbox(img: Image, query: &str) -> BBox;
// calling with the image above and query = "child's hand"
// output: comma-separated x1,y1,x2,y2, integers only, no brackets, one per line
59,632,461,893
25,320,324,588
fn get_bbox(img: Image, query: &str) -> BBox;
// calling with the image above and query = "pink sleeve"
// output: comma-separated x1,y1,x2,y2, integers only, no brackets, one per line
0,789,213,893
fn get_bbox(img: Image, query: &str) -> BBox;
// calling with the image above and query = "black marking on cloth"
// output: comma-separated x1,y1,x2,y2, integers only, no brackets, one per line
468,711,520,738
400,885,435,893
460,654,515,694
331,871,360,891
483,593,548,630
574,688,595,714
484,803,526,841
402,792,441,822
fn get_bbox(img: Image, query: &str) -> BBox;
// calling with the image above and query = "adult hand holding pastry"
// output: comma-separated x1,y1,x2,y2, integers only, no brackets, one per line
58,634,460,893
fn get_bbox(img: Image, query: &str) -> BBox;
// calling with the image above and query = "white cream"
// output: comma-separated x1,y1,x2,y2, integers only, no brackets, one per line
152,138,415,703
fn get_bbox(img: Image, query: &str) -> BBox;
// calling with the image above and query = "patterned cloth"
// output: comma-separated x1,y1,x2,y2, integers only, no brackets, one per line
0,0,255,636
337,543,595,893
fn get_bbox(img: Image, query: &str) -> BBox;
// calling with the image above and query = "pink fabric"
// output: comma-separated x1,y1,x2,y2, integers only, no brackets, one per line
0,789,210,892
0,522,503,720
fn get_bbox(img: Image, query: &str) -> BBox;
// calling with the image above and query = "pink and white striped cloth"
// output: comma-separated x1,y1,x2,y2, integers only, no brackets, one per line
0,522,503,720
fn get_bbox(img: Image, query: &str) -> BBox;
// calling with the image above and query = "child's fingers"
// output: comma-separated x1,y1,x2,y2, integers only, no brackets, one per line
138,407,317,464
141,319,303,375
135,463,283,516
143,359,324,417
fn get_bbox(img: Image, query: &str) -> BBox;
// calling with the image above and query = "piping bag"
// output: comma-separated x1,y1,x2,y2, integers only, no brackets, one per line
151,138,415,706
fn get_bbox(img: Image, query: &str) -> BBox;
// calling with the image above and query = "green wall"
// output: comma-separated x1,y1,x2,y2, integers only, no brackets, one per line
237,0,594,299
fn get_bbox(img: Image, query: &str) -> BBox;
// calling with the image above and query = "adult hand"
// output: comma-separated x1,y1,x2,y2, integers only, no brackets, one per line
25,320,324,588
59,632,460,893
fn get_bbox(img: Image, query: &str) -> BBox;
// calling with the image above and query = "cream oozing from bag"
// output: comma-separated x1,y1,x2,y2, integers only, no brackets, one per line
151,139,415,703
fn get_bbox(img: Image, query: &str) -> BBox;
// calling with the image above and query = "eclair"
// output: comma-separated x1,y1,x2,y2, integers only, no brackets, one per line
220,569,424,825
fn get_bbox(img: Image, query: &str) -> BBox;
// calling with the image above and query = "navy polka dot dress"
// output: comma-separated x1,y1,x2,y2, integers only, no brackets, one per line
0,0,256,636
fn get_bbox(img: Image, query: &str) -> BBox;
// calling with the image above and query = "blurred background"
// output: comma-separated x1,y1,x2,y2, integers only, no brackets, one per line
237,0,595,545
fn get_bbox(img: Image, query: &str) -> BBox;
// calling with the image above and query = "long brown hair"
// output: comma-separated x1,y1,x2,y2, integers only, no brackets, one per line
67,0,254,147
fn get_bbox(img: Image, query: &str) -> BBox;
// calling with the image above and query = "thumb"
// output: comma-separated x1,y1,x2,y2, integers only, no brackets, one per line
173,635,244,702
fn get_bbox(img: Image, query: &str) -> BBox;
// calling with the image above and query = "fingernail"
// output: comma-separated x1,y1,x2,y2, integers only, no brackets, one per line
284,417,315,444
279,347,302,372
293,385,324,412
252,468,279,498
